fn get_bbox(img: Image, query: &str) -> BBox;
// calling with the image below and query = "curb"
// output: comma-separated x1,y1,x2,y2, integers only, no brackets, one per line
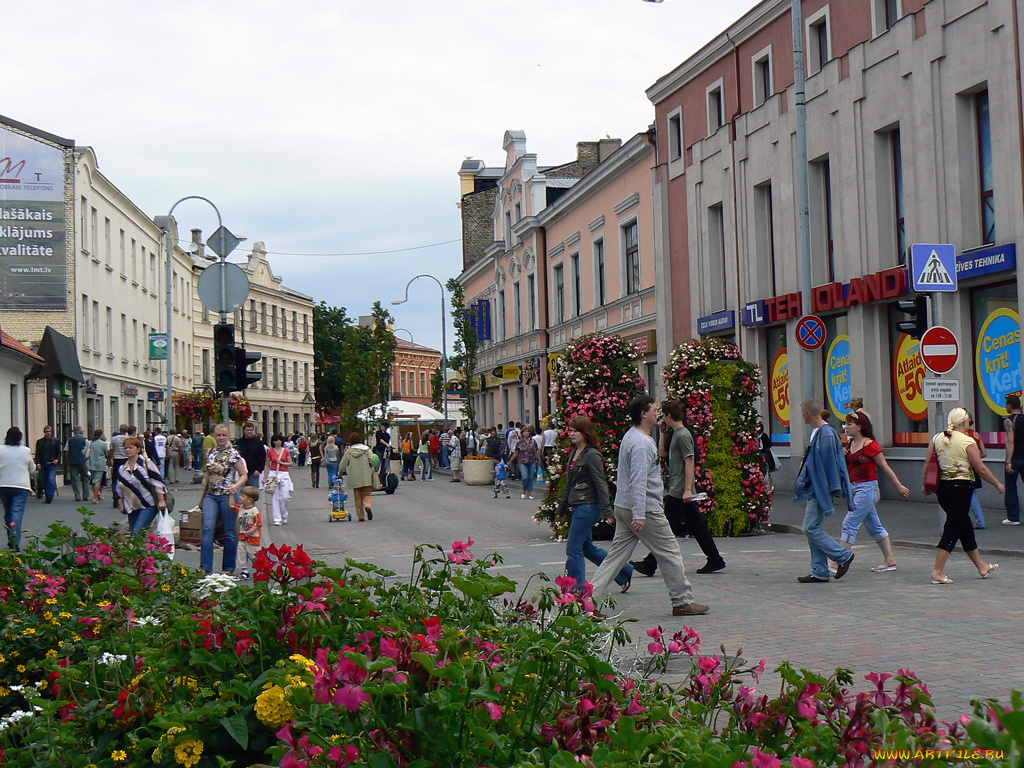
767,522,1024,559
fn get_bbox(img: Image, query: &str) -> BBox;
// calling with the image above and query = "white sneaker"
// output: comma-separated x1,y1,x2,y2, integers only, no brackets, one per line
1002,519,1021,525
521,493,526,499
273,521,282,526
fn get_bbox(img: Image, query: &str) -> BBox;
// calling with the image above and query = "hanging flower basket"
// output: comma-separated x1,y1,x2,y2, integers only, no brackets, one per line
663,339,770,535
174,391,253,425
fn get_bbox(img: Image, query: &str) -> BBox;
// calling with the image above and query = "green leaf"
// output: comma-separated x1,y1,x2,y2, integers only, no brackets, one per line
220,714,249,749
450,575,487,598
367,752,400,768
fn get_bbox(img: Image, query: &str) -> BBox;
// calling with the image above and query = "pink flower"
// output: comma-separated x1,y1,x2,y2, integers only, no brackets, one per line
449,536,475,564
482,701,502,721
749,748,782,768
790,758,815,768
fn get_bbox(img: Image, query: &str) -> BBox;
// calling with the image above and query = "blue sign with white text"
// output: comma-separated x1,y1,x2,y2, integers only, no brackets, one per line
911,243,957,292
697,310,736,335
956,243,1016,281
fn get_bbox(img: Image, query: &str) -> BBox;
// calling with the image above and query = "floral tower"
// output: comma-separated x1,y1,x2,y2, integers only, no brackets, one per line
662,339,770,536
535,334,646,537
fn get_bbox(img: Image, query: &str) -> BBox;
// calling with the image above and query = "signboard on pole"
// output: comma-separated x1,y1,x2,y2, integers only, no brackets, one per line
149,332,168,360
919,326,959,374
911,243,957,292
922,378,960,402
795,315,826,351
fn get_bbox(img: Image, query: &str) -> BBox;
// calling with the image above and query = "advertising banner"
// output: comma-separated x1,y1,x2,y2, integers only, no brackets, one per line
825,334,852,418
0,126,66,310
769,349,789,426
149,332,168,360
975,307,1021,417
893,334,928,421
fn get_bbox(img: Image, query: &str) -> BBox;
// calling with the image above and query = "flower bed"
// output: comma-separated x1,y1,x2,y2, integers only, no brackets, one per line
0,512,1017,767
663,339,771,536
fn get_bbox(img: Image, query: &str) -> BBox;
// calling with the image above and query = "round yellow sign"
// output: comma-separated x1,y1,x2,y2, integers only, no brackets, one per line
893,333,927,421
770,349,789,426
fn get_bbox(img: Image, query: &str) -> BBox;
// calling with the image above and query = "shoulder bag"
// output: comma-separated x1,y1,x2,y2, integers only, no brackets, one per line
923,438,940,495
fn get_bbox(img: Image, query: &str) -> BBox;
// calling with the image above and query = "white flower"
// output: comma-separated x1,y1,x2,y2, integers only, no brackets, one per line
194,572,237,598
98,652,128,666
135,615,162,627
8,685,24,693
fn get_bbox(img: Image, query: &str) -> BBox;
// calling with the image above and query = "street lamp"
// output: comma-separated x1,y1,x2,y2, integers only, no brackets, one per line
394,328,414,342
392,275,447,428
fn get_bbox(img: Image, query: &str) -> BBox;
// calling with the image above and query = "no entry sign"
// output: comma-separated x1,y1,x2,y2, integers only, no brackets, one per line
920,326,959,374
796,315,827,351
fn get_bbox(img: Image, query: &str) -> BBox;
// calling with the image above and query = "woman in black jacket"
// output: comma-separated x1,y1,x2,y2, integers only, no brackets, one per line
558,417,633,593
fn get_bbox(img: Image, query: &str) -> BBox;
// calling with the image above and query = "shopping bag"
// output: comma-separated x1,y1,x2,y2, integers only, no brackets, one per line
155,508,176,559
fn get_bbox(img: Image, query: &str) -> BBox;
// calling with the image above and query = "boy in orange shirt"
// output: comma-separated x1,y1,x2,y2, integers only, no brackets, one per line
235,486,263,580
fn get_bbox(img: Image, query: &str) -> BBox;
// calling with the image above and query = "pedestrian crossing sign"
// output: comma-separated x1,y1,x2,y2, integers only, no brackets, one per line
910,243,957,292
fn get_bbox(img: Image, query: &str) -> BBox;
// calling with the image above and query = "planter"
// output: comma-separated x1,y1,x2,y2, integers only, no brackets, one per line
463,458,494,485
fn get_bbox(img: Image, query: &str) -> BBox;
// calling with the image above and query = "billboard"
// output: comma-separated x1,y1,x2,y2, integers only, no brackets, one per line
0,125,67,310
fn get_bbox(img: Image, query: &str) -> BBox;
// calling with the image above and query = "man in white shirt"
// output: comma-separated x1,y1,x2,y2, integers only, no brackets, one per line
153,428,167,476
448,428,463,482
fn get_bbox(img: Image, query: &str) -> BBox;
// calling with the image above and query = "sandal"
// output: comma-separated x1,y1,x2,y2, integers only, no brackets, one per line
981,563,999,579
620,578,631,593
871,564,897,572
931,575,954,584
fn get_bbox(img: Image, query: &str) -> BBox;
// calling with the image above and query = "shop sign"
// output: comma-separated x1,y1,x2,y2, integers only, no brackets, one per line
770,349,789,426
490,364,522,382
812,266,908,313
149,332,168,360
742,293,802,327
469,300,492,341
122,383,139,397
547,352,562,377
697,310,735,335
825,335,853,418
147,390,164,402
956,243,1017,281
893,333,928,421
624,330,657,355
522,358,541,384
975,307,1021,417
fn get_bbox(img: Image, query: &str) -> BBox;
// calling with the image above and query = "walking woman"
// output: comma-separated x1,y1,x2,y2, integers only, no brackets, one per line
418,430,433,480
401,431,417,480
201,423,247,575
323,435,341,488
0,427,35,551
115,436,168,535
557,417,633,592
308,433,323,488
265,434,294,526
966,412,987,529
85,429,110,504
338,431,375,521
511,426,539,499
840,410,909,572
926,407,1004,584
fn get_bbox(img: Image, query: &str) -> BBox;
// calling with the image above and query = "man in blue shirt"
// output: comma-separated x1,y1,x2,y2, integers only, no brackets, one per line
64,427,89,502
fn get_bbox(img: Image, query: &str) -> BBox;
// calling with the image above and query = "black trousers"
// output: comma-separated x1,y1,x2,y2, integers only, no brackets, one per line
640,495,723,569
937,480,978,553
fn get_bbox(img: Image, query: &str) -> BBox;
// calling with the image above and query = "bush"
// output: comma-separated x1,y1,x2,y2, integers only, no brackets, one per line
0,512,1015,767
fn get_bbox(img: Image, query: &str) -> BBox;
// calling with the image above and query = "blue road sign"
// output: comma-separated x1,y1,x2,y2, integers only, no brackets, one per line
796,315,827,351
911,243,957,292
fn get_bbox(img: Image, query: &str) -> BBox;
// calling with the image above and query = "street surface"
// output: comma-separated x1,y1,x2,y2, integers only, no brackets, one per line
16,467,1024,720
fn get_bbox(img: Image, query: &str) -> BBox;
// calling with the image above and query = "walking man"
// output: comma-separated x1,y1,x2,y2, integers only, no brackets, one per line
235,421,267,494
34,426,61,503
630,399,725,577
794,398,855,583
153,427,167,477
589,395,710,617
65,426,90,502
1002,394,1024,525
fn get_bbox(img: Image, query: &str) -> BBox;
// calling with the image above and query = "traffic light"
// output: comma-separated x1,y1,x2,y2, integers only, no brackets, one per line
235,347,262,391
896,294,928,340
213,323,237,393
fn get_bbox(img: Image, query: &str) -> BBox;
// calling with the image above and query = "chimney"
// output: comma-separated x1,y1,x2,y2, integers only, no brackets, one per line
191,228,205,259
598,138,622,163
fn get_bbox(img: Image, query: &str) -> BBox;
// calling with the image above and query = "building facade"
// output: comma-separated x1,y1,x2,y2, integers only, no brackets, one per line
392,338,441,407
458,131,659,429
647,0,1024,495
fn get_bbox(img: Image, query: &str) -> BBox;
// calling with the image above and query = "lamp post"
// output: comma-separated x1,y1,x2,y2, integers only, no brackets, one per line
155,196,230,433
392,275,447,429
394,328,414,342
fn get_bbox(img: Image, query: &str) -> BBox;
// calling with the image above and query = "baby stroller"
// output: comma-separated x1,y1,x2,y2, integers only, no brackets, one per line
328,476,350,522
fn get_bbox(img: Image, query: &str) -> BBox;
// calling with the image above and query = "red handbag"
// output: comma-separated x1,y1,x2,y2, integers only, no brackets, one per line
923,441,940,495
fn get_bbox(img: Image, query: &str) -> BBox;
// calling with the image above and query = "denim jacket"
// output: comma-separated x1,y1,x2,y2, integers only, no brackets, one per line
793,424,850,515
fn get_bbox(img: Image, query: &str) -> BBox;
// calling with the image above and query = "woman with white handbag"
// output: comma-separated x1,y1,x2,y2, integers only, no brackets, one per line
115,437,168,535
264,434,294,526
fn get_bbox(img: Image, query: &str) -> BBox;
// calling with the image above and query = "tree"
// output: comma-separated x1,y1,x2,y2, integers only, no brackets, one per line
446,278,480,428
368,301,398,422
430,368,444,413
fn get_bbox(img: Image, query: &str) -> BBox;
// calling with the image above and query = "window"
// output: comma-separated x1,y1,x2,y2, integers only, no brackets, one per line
810,158,836,283
150,252,157,290
419,371,426,396
304,314,309,341
706,80,724,134
594,239,606,306
977,90,995,245
891,129,906,262
668,111,683,160
515,202,522,222
106,308,112,354
401,370,407,396
571,253,582,316
707,204,727,311
81,295,89,348
292,311,298,340
505,210,513,250
623,221,640,295
119,230,126,274
305,363,310,391
875,0,901,33
293,361,299,391
765,327,790,445
752,47,773,107
131,239,137,281
90,208,98,256
80,197,88,252
272,306,278,336
514,282,522,336
889,305,930,445
132,319,138,362
104,218,111,266
527,273,536,331
261,303,267,332
92,300,100,350
807,9,832,74
553,264,565,323
496,290,506,341
121,314,127,357
202,349,210,383
753,183,777,297
971,282,1018,444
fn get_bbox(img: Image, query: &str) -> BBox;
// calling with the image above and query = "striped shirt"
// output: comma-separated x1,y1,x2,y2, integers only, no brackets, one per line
115,458,167,512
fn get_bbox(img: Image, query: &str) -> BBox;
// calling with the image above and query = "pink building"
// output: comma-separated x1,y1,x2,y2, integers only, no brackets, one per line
458,130,659,428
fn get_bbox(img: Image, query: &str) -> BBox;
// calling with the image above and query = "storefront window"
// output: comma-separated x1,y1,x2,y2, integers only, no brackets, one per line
889,305,930,445
823,315,851,423
972,282,1019,445
766,326,790,445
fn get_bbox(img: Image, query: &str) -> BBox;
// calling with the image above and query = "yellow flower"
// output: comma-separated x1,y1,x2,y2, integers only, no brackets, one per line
57,641,65,648
22,627,36,636
0,654,5,663
71,634,81,643
97,600,111,607
16,665,25,673
130,673,144,687
46,649,58,659
286,674,309,688
255,684,297,729
165,726,185,738
174,738,204,767
43,611,53,620
111,750,127,761
176,676,199,692
60,611,71,618
0,689,9,698
289,653,316,671
45,598,57,605
161,584,171,592
151,748,163,762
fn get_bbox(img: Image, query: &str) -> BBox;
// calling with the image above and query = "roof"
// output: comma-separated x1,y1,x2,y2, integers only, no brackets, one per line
396,338,441,355
0,328,44,363
34,326,84,382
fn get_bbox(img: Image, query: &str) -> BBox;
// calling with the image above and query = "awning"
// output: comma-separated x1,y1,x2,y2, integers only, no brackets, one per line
31,326,84,382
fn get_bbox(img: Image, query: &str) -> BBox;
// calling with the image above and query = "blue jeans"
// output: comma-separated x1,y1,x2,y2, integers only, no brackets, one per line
1004,458,1024,522
565,504,632,589
326,461,340,487
0,487,29,549
840,481,888,544
128,505,159,535
37,463,58,500
519,462,537,493
419,453,433,479
201,493,238,573
802,498,852,580
969,489,986,527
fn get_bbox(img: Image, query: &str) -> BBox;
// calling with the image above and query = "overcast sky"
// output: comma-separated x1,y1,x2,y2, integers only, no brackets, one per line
3,0,754,354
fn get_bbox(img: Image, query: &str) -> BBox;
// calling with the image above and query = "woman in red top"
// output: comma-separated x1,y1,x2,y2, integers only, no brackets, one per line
265,434,294,526
428,431,441,470
840,410,910,572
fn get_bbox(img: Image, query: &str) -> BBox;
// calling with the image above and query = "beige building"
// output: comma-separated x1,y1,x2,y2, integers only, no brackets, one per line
190,240,315,438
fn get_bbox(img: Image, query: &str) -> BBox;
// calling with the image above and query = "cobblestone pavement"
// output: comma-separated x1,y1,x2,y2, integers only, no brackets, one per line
17,469,1022,720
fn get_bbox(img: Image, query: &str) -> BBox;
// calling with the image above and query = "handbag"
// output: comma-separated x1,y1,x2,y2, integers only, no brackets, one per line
923,440,940,495
264,474,279,495
155,508,176,559
371,469,383,491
